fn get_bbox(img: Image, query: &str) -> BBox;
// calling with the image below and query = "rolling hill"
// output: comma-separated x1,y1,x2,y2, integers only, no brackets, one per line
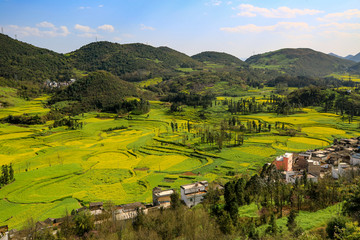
191,51,246,66
348,62,360,74
67,42,202,81
0,33,72,83
246,48,355,77
50,70,138,112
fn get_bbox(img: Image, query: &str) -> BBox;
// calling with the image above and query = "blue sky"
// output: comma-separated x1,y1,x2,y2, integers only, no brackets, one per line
1,0,359,59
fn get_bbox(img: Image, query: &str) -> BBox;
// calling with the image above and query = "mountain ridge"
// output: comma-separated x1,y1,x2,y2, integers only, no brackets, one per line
246,48,354,77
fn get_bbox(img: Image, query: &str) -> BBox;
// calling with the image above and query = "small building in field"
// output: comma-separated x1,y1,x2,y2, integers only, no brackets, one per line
89,202,104,215
152,187,174,207
180,181,208,207
0,225,8,240
274,153,293,172
115,202,146,221
89,202,103,211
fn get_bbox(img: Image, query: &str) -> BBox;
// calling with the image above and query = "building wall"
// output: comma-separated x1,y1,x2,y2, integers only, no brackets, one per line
350,157,360,166
157,196,171,203
308,162,321,176
0,232,8,240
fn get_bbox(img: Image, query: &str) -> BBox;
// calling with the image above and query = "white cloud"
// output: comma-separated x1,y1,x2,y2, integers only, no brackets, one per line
320,22,360,30
36,21,55,29
6,23,70,37
140,24,155,31
205,0,222,6
98,24,114,32
98,5,104,8
79,6,90,10
59,26,70,36
318,9,360,21
74,24,95,33
221,22,312,33
235,4,323,18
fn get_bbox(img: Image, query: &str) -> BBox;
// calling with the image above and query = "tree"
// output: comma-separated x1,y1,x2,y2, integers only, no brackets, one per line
343,183,360,222
266,214,278,236
170,192,182,209
286,210,298,232
326,216,348,239
9,163,14,181
73,211,94,237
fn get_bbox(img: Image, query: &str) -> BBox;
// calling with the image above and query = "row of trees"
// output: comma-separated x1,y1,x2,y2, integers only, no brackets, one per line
0,163,15,187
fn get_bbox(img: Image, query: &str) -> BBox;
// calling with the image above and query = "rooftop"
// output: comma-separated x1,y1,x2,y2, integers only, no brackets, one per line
181,181,208,190
155,189,174,197
89,202,103,207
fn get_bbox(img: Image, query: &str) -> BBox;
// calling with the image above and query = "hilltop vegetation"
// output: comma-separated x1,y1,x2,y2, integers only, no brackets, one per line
67,42,201,81
349,62,360,74
49,71,140,114
0,33,72,85
192,51,246,66
246,48,354,77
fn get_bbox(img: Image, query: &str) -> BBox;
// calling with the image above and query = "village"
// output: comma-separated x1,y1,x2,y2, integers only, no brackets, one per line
273,137,360,183
1,137,360,240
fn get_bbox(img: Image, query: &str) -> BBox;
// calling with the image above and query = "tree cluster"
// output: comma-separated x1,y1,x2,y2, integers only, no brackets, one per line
0,163,15,187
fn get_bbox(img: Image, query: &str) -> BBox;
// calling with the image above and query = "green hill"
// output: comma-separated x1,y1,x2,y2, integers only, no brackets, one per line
50,71,138,113
348,62,360,74
245,48,354,77
192,51,246,66
0,33,72,83
67,42,202,81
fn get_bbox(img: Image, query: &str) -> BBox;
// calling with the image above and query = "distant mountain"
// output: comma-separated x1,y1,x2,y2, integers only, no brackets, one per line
328,52,345,59
0,33,72,83
50,71,138,112
345,52,360,62
245,48,355,77
191,51,246,66
67,42,202,81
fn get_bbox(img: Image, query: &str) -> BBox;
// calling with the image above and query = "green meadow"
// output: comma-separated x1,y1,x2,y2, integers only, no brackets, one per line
0,86,359,229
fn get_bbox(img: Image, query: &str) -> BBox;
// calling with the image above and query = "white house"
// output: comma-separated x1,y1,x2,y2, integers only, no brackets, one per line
332,163,350,179
285,171,318,183
180,181,208,207
350,153,360,166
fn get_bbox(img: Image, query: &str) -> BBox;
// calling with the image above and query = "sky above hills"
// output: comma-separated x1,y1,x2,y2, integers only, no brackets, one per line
0,0,359,59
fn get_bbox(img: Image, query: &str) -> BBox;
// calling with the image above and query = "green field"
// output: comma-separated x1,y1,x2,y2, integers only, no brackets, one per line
0,87,359,230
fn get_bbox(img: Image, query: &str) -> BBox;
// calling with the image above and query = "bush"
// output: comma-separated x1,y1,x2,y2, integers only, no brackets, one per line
326,216,348,239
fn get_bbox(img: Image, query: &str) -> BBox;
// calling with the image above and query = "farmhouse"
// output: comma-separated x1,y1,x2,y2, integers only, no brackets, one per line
180,181,208,207
115,202,146,221
273,153,293,171
89,202,104,215
285,171,318,183
350,153,360,166
152,187,174,208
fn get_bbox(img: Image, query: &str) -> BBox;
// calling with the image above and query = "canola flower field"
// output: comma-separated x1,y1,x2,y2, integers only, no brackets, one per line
0,87,359,229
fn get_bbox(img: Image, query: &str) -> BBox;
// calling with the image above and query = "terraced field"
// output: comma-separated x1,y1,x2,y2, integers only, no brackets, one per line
0,87,359,229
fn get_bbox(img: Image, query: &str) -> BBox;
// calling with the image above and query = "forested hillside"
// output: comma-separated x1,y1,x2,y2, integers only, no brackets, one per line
67,42,201,81
192,51,246,66
349,62,360,74
246,48,355,77
0,33,72,84
49,71,140,113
